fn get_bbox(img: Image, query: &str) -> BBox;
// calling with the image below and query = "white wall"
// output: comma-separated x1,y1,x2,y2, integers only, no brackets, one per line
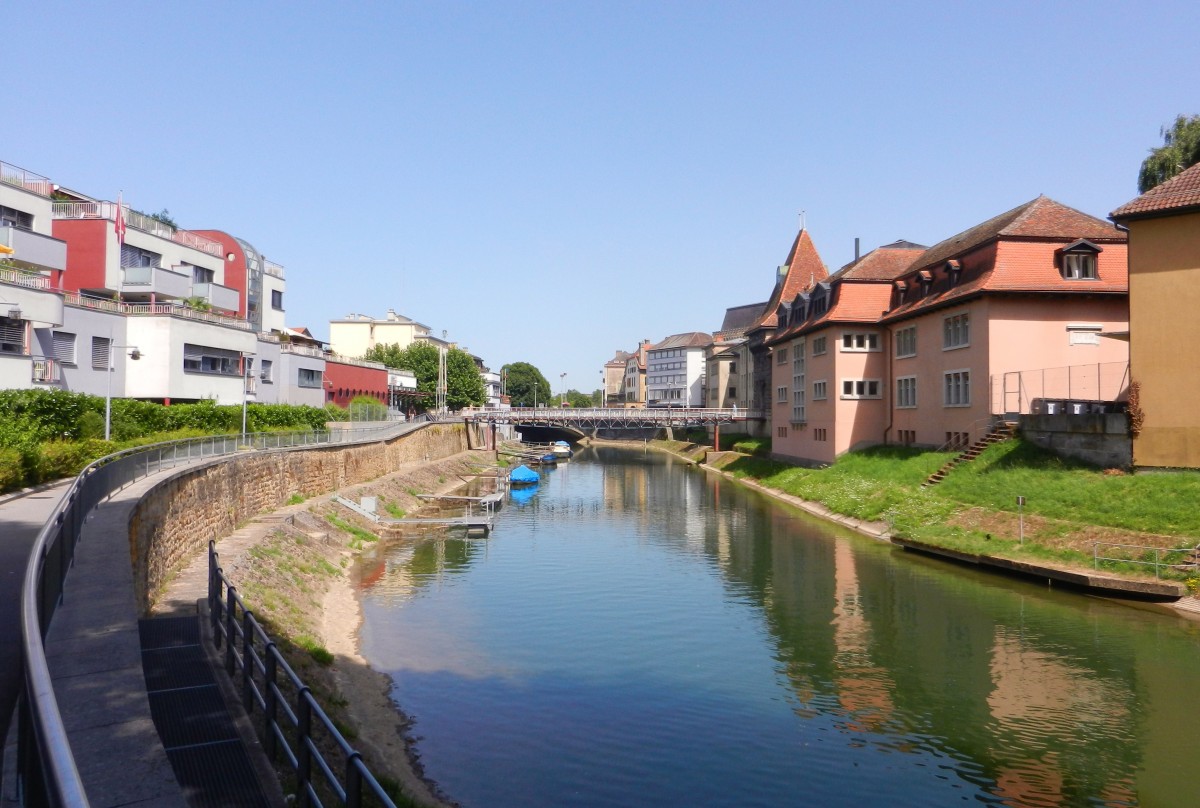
125,316,257,404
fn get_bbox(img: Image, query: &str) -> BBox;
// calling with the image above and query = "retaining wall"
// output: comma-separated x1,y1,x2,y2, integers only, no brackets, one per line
129,424,468,611
1021,413,1132,469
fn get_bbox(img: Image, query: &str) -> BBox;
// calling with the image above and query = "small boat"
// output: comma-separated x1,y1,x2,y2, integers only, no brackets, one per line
509,464,541,486
551,440,573,458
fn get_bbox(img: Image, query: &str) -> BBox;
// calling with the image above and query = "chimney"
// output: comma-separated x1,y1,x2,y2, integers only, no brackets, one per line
777,264,788,282
854,238,861,262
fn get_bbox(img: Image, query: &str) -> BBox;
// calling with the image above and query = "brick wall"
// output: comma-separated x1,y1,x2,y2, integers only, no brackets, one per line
129,424,468,610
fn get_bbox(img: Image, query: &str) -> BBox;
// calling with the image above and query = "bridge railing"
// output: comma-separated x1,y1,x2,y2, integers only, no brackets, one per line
461,407,765,425
17,420,420,807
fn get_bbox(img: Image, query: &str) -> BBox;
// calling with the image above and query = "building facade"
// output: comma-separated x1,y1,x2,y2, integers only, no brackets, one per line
646,332,712,407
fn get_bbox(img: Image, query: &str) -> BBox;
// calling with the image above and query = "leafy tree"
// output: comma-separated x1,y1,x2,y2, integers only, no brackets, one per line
564,389,595,408
1138,114,1200,193
502,362,551,407
447,349,486,409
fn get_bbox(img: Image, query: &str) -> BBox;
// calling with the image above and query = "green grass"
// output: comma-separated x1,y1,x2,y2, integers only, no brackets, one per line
326,513,378,547
286,493,306,505
382,499,406,519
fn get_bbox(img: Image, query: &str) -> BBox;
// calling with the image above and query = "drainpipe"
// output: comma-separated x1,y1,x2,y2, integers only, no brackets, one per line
883,324,894,445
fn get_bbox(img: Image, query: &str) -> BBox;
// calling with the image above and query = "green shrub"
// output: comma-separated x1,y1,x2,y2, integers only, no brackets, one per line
77,411,105,440
731,436,772,457
0,447,25,491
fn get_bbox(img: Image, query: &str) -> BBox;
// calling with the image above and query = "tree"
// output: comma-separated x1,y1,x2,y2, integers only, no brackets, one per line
1138,114,1200,193
502,362,551,407
564,389,595,408
446,349,486,409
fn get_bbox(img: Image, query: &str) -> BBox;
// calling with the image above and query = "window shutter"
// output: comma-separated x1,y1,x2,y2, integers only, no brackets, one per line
92,336,111,369
52,332,76,363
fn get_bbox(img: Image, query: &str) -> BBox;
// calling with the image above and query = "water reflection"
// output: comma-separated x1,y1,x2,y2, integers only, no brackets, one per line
355,446,1200,807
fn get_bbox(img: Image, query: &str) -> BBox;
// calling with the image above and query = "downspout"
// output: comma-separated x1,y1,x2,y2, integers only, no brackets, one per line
883,323,894,445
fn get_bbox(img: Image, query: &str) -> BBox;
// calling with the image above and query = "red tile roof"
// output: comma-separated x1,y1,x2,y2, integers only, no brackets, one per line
834,244,925,281
751,228,829,330
1111,161,1200,220
650,332,713,351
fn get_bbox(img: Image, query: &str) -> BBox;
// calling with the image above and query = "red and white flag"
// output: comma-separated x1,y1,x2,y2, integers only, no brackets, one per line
114,192,126,246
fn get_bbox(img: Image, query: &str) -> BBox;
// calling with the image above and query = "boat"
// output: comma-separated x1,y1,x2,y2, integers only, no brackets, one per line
551,440,573,458
509,464,541,486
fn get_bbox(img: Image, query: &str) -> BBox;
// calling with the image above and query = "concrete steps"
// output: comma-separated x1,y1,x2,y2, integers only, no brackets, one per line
922,422,1017,488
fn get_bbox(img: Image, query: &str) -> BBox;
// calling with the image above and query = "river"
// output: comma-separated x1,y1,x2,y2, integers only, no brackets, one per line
353,445,1200,807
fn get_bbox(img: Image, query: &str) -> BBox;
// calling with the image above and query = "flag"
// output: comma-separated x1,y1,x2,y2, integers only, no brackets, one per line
114,192,126,246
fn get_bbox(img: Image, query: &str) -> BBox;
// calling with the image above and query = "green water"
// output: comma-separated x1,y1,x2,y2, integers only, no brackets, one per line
355,446,1200,807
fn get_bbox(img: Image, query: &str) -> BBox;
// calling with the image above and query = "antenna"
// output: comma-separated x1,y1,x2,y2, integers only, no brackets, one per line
799,210,806,231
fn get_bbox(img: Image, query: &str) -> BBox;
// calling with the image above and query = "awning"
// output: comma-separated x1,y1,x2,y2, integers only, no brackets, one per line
0,244,14,255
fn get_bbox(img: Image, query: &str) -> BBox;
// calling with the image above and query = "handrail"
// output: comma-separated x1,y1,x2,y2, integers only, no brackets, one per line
209,543,397,807
0,265,52,289
1093,541,1198,579
51,202,224,257
16,421,416,806
0,161,53,197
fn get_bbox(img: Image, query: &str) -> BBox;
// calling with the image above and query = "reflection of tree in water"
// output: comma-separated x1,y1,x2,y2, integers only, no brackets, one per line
356,536,485,605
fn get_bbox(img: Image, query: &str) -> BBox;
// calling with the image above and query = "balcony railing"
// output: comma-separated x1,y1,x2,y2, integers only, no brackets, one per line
263,259,285,279
63,291,252,330
123,265,192,299
0,266,52,290
0,161,53,197
51,202,224,257
32,356,60,384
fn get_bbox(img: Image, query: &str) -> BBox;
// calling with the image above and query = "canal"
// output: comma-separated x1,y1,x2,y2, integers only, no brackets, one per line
353,445,1200,807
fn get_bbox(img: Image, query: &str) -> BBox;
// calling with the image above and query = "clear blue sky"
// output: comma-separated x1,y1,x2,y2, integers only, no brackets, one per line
6,1,1197,394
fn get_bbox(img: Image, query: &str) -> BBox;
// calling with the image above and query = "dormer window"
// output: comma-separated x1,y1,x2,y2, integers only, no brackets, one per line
945,260,962,287
919,270,933,296
1057,239,1102,280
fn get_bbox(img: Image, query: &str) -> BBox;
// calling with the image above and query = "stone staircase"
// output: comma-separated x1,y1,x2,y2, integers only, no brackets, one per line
922,421,1018,488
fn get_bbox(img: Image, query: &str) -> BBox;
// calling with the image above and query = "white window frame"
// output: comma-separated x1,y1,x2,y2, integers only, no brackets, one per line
812,336,827,355
895,326,917,358
776,385,788,404
943,312,970,350
1063,253,1097,280
1067,323,1103,345
260,359,274,383
298,367,322,388
812,380,828,400
943,369,971,407
840,379,882,400
840,331,880,352
896,375,917,408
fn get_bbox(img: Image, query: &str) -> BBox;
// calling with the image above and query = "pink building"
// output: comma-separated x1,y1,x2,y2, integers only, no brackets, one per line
769,197,1129,465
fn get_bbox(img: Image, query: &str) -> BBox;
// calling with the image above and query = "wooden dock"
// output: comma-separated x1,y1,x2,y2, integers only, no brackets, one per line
382,514,495,536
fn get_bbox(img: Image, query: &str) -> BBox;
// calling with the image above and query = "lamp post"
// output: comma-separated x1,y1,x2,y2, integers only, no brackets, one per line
560,372,567,407
241,355,252,442
104,332,141,441
599,369,604,409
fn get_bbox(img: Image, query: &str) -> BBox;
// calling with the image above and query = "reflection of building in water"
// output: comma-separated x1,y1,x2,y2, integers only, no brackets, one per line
356,537,483,605
986,626,1136,805
830,538,896,734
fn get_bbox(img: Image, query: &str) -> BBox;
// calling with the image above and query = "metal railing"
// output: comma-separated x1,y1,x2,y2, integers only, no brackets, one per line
0,161,53,197
1093,542,1198,579
991,361,1130,416
31,356,60,384
263,259,286,279
62,290,253,330
209,542,397,807
0,265,52,289
461,406,766,428
51,202,224,256
17,420,417,807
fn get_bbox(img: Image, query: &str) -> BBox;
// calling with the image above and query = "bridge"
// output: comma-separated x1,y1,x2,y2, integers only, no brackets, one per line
461,407,765,431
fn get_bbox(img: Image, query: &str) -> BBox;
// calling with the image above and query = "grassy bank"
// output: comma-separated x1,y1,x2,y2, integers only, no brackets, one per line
709,439,1200,590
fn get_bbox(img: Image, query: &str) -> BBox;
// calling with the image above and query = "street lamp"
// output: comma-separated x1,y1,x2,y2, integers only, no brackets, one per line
560,372,567,407
599,369,604,409
104,334,141,441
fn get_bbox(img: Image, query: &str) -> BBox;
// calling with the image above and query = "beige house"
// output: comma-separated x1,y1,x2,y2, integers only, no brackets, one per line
706,302,764,409
1111,162,1200,467
328,309,445,358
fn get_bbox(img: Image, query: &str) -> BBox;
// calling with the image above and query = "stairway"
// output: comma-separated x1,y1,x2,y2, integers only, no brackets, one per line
922,421,1017,488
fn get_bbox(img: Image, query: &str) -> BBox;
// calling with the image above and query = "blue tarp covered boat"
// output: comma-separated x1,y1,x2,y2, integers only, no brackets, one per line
509,483,538,505
509,464,540,486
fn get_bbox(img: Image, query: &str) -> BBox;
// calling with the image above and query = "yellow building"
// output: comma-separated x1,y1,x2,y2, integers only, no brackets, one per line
1111,162,1200,467
328,309,439,358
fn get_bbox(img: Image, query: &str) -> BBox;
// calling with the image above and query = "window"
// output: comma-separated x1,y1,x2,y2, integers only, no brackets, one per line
896,376,917,408
840,332,879,352
183,343,241,376
945,432,970,450
777,347,789,364
91,336,111,369
895,326,917,358
812,380,828,400
776,386,788,404
777,426,788,438
812,336,827,355
813,428,827,441
260,359,274,383
943,370,971,407
729,362,736,373
0,204,34,230
841,379,881,399
897,429,916,445
791,342,805,423
271,289,284,309
943,313,970,349
0,316,24,354
189,264,214,284
1067,324,1103,345
52,331,76,364
298,367,322,388
1063,253,1097,280
120,244,162,268
727,386,736,398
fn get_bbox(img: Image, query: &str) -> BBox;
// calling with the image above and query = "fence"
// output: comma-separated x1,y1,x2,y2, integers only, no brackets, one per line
1093,542,1198,579
17,421,416,807
50,202,224,257
0,161,53,197
991,361,1130,416
209,543,397,807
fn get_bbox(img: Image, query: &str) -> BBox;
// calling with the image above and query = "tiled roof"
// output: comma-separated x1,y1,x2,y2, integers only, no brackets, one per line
751,229,829,330
606,350,631,367
719,301,768,333
650,331,713,351
1111,161,1200,219
834,244,926,281
911,196,1124,274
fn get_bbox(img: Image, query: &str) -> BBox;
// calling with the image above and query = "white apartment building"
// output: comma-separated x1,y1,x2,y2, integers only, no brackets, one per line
645,332,712,407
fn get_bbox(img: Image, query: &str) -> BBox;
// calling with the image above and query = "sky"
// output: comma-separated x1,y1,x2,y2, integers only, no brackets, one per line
5,1,1198,396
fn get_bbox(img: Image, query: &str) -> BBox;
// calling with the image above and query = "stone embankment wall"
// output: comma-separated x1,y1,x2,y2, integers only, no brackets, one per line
1021,413,1132,469
130,424,468,611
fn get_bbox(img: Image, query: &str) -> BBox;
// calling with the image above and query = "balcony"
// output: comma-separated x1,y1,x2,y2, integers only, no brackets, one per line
32,356,60,384
0,268,64,328
63,291,252,331
52,202,224,257
0,226,67,272
263,259,285,279
0,162,53,197
191,281,240,313
122,265,191,300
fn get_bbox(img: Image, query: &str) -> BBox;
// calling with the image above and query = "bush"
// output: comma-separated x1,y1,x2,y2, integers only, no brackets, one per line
731,436,772,457
0,447,25,490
